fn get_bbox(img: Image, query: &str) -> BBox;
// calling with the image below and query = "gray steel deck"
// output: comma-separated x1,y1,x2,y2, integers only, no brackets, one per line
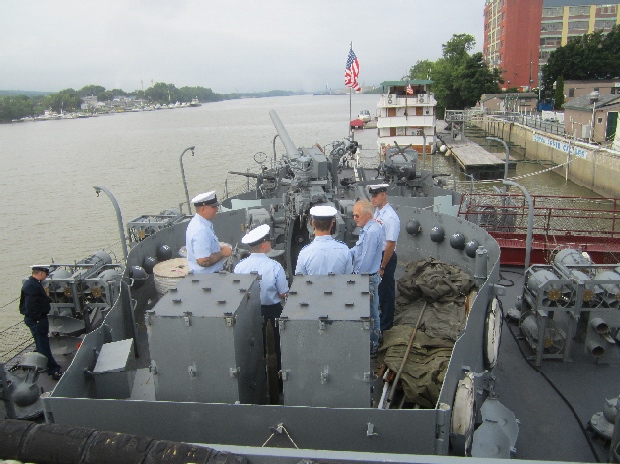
495,266,619,462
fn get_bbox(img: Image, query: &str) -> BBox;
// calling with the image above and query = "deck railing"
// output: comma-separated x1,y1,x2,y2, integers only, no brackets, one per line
458,193,620,237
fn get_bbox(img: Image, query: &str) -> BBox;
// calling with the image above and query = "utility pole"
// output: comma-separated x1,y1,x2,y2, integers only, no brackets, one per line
590,91,599,143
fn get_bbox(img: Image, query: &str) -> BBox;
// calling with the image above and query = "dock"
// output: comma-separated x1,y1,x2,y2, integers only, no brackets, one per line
446,139,516,180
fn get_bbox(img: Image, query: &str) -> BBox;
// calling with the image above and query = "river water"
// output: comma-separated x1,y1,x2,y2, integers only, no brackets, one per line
0,94,598,332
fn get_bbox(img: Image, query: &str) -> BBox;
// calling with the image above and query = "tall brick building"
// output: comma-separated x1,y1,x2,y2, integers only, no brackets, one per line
483,0,620,91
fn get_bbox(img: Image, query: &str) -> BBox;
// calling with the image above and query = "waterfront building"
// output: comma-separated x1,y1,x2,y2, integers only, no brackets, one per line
81,95,98,111
539,1,620,67
483,0,620,90
483,0,543,91
479,93,538,112
563,92,620,142
375,80,436,154
564,79,620,102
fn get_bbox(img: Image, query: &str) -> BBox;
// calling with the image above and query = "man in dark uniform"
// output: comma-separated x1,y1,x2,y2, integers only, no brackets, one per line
19,265,62,380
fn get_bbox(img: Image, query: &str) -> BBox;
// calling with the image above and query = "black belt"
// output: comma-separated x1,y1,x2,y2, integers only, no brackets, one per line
369,272,377,276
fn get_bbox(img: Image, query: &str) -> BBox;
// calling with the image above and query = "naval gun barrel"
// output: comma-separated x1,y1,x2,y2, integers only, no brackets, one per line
229,171,260,178
269,110,300,157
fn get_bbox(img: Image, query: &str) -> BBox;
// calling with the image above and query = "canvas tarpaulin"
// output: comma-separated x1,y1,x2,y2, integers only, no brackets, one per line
379,258,476,407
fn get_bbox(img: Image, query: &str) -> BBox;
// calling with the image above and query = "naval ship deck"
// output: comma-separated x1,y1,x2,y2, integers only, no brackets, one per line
3,262,619,463
493,265,619,462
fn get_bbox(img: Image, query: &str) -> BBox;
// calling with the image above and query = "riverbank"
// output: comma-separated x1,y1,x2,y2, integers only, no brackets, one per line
474,114,620,198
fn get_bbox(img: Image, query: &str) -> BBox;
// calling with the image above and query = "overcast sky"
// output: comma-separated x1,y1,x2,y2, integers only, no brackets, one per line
1,1,486,94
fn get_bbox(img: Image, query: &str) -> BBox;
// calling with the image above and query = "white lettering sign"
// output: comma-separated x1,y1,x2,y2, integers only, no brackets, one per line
532,134,587,158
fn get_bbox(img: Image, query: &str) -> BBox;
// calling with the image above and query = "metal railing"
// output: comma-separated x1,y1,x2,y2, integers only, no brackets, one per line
458,193,620,237
484,112,566,136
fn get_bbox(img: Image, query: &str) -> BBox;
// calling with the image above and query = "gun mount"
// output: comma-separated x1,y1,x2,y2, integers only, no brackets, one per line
379,142,418,184
229,111,370,277
226,111,462,278
38,251,123,355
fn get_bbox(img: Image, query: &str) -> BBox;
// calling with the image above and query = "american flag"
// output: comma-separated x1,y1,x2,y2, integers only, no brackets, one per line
345,47,361,92
406,83,414,95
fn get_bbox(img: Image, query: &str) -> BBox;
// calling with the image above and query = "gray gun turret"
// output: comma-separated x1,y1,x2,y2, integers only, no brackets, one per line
236,111,364,277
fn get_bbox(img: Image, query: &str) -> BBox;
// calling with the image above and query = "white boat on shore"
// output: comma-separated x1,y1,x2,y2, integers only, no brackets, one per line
358,109,371,123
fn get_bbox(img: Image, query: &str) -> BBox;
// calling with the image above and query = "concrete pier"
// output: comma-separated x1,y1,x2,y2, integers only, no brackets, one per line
447,139,517,180
473,115,620,198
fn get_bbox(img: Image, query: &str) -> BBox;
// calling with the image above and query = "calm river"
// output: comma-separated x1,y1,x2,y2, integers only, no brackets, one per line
0,94,596,332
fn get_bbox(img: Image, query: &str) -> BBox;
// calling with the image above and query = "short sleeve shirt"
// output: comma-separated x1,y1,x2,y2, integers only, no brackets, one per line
234,253,289,305
295,236,353,275
374,203,400,250
350,221,384,274
185,214,222,274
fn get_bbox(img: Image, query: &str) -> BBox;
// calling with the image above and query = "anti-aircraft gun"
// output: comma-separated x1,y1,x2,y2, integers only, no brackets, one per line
232,110,366,278
229,111,363,201
377,141,445,194
41,251,123,355
378,142,418,184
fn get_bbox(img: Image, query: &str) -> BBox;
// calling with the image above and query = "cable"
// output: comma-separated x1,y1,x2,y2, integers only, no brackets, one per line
501,299,602,462
0,296,19,309
498,269,525,287
450,157,576,191
497,274,516,287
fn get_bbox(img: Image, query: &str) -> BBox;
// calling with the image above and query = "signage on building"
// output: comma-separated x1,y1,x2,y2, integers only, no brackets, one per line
533,134,587,158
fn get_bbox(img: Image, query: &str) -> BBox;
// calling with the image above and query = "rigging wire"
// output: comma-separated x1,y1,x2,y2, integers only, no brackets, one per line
0,296,19,310
451,157,576,190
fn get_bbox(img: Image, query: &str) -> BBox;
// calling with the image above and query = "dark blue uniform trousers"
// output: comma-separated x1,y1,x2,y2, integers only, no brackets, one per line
24,316,61,374
379,252,397,332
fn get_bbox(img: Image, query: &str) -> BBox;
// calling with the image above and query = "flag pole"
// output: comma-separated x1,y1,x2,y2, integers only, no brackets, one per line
349,42,353,137
349,87,353,137
405,80,408,119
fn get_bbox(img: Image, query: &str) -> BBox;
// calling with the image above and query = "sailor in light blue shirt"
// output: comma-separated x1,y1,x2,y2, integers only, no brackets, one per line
349,200,384,356
370,183,401,331
234,224,288,367
295,205,353,276
350,204,385,276
234,225,289,306
185,191,232,274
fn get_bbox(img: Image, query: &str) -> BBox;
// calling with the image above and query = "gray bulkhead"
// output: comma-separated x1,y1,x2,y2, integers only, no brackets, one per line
45,204,501,458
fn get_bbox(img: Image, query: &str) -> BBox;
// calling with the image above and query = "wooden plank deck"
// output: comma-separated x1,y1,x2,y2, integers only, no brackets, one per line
447,140,516,179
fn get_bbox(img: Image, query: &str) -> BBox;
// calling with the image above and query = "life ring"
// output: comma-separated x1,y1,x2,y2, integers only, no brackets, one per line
451,372,475,456
483,297,503,369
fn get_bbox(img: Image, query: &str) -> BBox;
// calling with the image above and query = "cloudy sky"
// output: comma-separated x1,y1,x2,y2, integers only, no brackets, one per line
1,1,486,94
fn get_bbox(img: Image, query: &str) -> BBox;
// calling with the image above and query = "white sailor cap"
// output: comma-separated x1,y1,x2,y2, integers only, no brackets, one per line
241,224,271,246
191,190,219,207
309,205,338,218
368,184,389,194
31,265,50,274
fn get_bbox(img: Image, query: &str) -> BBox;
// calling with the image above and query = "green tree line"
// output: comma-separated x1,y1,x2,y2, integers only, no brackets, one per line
0,82,223,123
541,24,620,107
406,34,503,119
